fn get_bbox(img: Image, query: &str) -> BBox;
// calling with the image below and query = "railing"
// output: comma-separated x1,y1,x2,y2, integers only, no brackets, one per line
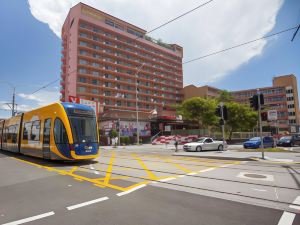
151,131,161,142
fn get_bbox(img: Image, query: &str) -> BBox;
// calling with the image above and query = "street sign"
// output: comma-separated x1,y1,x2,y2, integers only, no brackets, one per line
267,110,277,121
69,96,79,103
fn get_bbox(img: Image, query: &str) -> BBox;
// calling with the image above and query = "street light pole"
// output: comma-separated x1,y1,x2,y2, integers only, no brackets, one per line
135,63,145,145
220,102,226,149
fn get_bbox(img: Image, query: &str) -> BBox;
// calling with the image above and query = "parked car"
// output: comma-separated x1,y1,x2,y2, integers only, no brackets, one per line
183,137,226,152
243,136,274,149
277,135,300,147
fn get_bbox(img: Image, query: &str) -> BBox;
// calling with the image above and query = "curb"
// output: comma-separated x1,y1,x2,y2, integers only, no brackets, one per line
172,154,255,162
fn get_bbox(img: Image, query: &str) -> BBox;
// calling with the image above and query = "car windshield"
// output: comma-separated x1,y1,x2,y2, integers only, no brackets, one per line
69,116,97,143
249,137,260,141
196,138,206,143
279,136,291,141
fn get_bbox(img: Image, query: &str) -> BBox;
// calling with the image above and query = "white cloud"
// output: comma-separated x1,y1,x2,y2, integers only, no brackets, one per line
18,90,60,107
28,0,284,85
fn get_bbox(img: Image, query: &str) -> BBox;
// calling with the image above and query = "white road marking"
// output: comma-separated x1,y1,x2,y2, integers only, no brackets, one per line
237,172,274,181
151,181,158,184
252,188,267,192
187,172,197,175
89,165,100,175
2,211,55,225
178,175,185,178
277,212,295,225
198,168,215,173
67,197,109,210
220,164,230,168
116,184,147,196
159,177,176,182
289,196,300,210
274,188,279,200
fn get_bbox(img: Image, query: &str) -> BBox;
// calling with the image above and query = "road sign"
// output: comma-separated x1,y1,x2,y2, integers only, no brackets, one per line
267,110,277,121
80,98,98,113
69,96,79,103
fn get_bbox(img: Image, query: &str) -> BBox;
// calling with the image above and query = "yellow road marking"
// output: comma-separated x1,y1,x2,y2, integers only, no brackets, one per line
93,175,130,181
11,157,127,191
163,158,193,173
69,166,78,174
131,154,159,180
104,152,116,185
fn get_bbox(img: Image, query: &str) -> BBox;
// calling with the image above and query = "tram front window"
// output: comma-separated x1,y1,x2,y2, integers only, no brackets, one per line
69,117,97,143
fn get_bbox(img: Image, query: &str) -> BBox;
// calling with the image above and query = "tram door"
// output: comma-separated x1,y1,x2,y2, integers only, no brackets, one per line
42,119,51,159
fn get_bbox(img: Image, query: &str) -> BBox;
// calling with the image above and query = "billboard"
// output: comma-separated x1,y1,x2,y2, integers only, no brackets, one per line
68,96,102,114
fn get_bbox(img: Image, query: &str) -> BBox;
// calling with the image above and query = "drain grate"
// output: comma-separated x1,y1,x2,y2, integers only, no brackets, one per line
244,173,266,179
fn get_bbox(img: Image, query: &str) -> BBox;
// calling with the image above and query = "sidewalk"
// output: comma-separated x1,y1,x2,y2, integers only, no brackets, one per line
173,150,300,164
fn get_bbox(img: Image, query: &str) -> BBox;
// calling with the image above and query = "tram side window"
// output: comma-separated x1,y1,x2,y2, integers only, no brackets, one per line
54,119,69,144
23,122,32,140
11,125,18,143
31,121,40,141
3,128,8,142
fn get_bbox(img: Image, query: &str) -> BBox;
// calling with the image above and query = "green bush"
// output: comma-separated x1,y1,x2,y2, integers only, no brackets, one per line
109,130,118,138
120,136,130,145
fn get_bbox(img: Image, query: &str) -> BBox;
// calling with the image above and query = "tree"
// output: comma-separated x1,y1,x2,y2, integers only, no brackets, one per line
177,97,218,132
225,102,257,140
109,129,118,139
217,90,233,103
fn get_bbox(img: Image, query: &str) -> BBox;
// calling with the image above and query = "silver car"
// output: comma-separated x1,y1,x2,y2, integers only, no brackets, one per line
183,137,226,151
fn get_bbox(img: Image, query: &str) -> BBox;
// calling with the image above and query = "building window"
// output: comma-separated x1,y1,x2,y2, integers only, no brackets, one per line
91,89,99,94
93,45,100,50
78,87,86,93
93,53,100,59
288,104,295,109
93,27,100,33
80,23,87,28
105,19,114,27
92,62,100,67
116,100,122,106
92,71,100,76
93,36,99,41
79,50,87,55
79,77,86,83
79,33,88,38
79,41,87,46
91,79,99,85
79,59,88,65
115,24,124,31
78,68,87,73
287,96,294,101
105,99,110,105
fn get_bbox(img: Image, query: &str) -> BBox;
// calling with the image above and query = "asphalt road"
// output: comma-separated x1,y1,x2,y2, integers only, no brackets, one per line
0,149,299,225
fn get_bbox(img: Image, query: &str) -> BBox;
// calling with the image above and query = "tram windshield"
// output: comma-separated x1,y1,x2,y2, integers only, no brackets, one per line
69,117,97,143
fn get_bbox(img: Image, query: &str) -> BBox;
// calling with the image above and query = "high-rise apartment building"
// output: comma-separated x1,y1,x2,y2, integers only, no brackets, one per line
60,3,183,118
183,74,300,133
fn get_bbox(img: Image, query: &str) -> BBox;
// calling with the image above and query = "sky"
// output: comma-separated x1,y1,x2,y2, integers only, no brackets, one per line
0,0,299,118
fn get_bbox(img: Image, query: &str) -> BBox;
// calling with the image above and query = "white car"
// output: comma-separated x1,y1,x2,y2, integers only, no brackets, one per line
183,137,226,152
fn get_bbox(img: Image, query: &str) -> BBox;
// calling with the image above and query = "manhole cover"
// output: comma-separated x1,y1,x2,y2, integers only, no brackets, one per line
244,174,267,179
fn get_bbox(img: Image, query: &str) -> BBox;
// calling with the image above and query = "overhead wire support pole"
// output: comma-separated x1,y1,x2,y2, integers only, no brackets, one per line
291,24,300,41
220,102,226,150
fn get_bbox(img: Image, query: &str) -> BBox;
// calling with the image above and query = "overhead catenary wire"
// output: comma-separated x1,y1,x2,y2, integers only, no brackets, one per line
30,78,59,95
146,0,215,35
183,25,300,64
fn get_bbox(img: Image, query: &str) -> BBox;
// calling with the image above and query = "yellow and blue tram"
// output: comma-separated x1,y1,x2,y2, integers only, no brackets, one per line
0,102,99,160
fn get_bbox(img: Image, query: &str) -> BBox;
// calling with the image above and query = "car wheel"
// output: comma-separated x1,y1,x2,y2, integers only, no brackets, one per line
218,145,223,151
290,142,294,147
196,146,202,152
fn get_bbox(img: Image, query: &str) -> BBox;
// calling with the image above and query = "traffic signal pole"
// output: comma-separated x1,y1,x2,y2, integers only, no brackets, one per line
257,89,265,159
220,102,226,150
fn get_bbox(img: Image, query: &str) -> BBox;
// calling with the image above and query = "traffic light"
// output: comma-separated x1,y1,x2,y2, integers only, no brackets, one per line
215,106,221,117
223,106,228,121
249,94,259,111
259,94,264,105
219,119,224,126
261,112,268,121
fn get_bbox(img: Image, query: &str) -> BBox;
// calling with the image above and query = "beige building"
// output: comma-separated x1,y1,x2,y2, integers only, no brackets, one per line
183,74,300,133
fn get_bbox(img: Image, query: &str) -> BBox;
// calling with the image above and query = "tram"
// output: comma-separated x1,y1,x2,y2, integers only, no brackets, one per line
0,102,99,160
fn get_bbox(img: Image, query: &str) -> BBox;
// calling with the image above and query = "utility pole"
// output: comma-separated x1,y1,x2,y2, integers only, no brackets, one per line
257,89,264,159
220,102,226,149
12,87,15,116
118,118,121,147
135,63,145,145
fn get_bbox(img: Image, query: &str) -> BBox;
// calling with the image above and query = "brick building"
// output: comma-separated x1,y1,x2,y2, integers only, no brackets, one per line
60,3,183,137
